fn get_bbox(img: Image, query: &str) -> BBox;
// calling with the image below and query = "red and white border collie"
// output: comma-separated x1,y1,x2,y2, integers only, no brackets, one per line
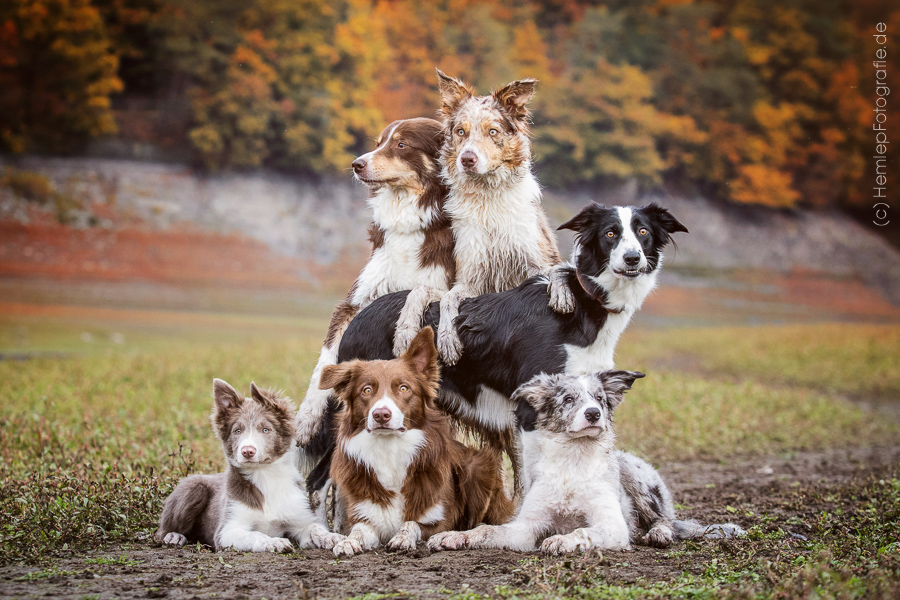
296,118,455,456
433,70,574,365
320,327,514,556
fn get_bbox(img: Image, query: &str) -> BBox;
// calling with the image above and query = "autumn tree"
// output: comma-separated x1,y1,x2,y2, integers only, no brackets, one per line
0,0,123,153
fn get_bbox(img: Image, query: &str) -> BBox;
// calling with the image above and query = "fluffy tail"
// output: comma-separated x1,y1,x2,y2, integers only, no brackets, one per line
674,519,746,540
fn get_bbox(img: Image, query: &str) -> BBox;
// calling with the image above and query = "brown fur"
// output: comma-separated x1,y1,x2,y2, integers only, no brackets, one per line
156,380,298,548
323,328,514,541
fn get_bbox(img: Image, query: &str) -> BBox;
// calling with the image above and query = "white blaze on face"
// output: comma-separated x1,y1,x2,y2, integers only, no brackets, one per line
235,427,262,464
567,377,605,435
609,207,647,273
367,396,406,433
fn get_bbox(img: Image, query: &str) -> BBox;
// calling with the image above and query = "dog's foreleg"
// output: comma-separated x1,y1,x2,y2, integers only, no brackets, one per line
216,525,293,553
301,522,344,550
542,495,630,554
437,286,467,365
386,521,422,552
332,522,379,557
547,264,575,314
296,344,338,452
393,286,442,357
428,520,540,552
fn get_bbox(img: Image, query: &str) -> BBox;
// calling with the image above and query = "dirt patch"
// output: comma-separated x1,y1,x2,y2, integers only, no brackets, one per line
2,446,897,600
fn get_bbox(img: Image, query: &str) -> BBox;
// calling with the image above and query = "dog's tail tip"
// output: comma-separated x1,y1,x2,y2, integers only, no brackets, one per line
673,520,747,540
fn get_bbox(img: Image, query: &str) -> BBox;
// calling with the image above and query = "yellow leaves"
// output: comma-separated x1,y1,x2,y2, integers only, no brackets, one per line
729,164,799,208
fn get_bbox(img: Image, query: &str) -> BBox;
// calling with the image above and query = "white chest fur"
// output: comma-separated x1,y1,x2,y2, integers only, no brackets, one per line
343,430,426,542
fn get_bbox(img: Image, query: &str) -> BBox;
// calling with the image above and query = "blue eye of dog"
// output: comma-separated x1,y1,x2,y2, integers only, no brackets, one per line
234,428,241,434
457,128,465,136
262,428,269,433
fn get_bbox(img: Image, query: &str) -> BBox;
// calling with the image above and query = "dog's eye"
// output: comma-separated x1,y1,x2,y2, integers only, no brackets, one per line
234,428,241,434
262,428,269,433
563,396,574,405
399,385,409,392
639,228,648,236
362,385,373,394
489,128,498,136
606,231,615,238
457,128,465,136
398,142,405,148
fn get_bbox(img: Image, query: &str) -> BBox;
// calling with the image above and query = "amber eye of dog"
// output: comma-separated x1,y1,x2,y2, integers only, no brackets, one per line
362,385,373,395
639,228,648,236
399,384,409,392
563,396,574,405
489,128,497,136
398,142,405,148
606,231,615,238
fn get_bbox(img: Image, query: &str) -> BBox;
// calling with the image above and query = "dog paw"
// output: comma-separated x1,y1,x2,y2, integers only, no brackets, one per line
437,327,463,366
252,537,293,553
386,532,418,553
541,534,583,555
643,525,674,548
311,530,345,551
392,326,417,357
427,531,469,551
333,538,363,558
549,282,575,314
163,532,188,547
703,524,746,539
294,405,321,448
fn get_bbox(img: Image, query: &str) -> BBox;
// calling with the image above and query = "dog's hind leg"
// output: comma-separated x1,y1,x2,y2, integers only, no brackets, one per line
155,474,218,547
616,451,678,548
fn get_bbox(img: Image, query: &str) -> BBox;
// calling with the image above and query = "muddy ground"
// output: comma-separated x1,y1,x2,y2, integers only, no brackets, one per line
2,446,898,600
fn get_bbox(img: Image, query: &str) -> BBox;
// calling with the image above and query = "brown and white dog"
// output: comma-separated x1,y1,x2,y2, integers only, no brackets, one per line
155,380,341,552
296,118,455,456
434,70,574,365
320,327,514,557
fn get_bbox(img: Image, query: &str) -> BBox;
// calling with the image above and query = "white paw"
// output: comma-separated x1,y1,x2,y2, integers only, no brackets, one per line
437,326,463,366
163,532,188,547
312,530,345,551
295,404,321,447
541,534,584,555
251,537,293,553
392,326,417,357
427,531,468,551
386,532,417,553
549,282,575,314
332,537,363,557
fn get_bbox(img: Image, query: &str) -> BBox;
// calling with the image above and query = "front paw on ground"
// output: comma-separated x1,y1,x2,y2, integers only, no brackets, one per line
313,531,345,550
386,533,417,552
540,534,582,555
427,531,469,551
253,537,293,553
333,538,363,557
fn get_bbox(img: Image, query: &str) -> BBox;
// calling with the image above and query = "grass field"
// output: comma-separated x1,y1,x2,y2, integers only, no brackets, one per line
1,308,898,598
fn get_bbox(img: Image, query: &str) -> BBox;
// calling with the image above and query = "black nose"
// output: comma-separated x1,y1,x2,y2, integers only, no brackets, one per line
460,150,477,168
584,407,601,423
352,158,366,173
623,251,641,267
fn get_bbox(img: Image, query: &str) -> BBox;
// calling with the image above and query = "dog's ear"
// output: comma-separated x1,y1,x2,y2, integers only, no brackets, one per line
249,381,267,404
511,373,555,431
558,202,607,233
599,370,645,410
403,327,440,383
437,69,475,120
493,78,537,121
319,363,354,395
641,203,689,235
212,378,243,414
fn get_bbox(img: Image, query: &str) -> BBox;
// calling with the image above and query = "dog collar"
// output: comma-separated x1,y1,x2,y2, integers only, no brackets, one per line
575,269,625,314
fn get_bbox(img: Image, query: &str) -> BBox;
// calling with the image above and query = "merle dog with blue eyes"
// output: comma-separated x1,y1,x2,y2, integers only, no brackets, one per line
306,202,688,495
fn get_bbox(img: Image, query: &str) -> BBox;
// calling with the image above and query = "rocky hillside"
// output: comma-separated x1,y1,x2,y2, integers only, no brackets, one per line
3,156,899,305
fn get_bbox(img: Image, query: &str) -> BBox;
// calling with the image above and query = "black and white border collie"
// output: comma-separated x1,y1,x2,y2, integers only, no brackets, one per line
434,70,573,366
309,202,688,492
296,118,455,455
428,371,745,554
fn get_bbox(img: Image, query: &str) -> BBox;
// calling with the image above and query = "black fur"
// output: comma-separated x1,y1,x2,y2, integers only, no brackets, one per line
308,203,687,492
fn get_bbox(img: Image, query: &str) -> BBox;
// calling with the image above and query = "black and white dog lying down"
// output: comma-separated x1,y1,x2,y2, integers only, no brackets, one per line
305,202,688,493
428,372,745,554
